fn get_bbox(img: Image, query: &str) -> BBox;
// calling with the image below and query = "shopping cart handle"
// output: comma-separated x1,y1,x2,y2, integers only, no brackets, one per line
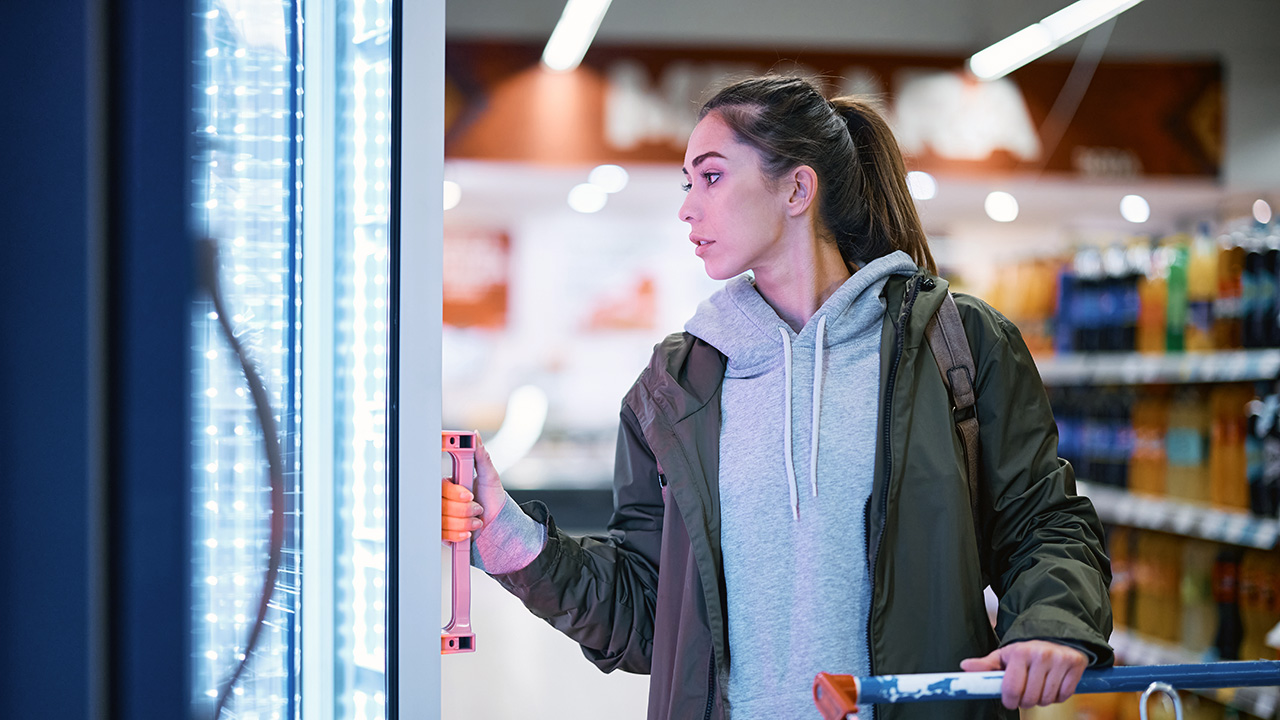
814,661,1280,719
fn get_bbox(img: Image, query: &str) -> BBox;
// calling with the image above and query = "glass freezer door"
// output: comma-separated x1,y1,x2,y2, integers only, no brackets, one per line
189,0,394,718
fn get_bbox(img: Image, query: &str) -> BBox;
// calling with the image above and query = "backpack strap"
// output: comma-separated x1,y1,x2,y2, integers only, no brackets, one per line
923,291,986,585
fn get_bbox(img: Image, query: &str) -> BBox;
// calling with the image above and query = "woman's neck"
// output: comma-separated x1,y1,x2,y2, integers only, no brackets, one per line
752,235,852,333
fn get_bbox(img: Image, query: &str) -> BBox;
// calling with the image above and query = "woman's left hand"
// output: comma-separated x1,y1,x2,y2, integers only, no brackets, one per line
959,640,1088,709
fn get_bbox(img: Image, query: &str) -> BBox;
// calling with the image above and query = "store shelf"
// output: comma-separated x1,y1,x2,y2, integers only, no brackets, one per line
1037,349,1280,386
1077,481,1280,549
1110,629,1279,718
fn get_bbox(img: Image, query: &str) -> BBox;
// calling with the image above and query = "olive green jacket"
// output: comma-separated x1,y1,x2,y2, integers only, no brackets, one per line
493,272,1113,720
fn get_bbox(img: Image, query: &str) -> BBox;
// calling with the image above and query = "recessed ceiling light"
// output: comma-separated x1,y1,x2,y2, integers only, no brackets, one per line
1254,199,1273,224
568,183,607,213
985,191,1019,222
907,171,937,201
1120,194,1150,223
589,164,629,193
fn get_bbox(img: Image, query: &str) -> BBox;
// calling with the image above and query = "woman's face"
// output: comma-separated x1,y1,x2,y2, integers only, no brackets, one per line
678,112,792,281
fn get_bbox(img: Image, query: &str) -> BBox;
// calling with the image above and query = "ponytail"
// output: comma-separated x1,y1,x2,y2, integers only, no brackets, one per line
830,96,936,275
699,76,936,275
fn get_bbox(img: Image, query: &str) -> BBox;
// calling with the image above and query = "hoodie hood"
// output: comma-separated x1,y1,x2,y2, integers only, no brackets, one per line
684,251,919,376
684,250,918,521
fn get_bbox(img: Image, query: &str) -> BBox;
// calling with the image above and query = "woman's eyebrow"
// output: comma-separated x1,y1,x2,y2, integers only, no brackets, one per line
682,151,727,175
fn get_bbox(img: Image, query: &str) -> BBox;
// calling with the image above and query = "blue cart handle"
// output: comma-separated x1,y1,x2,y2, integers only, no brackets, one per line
814,661,1280,719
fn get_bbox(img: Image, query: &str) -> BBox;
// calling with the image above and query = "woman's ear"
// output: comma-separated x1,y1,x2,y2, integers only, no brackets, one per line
785,165,818,217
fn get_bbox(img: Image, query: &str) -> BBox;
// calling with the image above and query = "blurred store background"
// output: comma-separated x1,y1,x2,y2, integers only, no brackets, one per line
437,1,1280,719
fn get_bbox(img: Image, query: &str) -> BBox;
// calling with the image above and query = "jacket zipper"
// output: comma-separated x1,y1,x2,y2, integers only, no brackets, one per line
865,275,923,688
704,652,715,720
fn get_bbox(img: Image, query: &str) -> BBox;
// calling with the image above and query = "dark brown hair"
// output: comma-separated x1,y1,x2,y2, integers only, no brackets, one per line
699,75,936,274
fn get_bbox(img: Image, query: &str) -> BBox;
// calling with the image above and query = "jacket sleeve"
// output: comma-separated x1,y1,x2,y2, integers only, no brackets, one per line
963,299,1115,667
489,403,664,674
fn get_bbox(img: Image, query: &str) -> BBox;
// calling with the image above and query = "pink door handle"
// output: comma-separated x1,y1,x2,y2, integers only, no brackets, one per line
442,431,477,654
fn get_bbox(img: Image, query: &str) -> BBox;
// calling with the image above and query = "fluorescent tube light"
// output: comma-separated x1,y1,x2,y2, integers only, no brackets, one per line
968,0,1146,81
541,0,612,72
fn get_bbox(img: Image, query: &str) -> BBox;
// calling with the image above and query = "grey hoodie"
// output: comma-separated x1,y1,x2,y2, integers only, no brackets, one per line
683,251,918,719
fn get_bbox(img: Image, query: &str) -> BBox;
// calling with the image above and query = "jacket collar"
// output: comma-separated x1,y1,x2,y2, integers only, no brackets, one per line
881,271,951,351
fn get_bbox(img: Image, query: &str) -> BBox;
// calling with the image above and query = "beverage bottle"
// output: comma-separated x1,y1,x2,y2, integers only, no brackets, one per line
1082,389,1106,484
1214,242,1245,349
1165,238,1190,352
1259,555,1280,660
1100,246,1127,351
1212,548,1244,661
1074,248,1103,352
1053,266,1075,354
1180,539,1218,653
1114,389,1135,489
1128,392,1151,495
1263,393,1280,518
1130,388,1169,496
1120,244,1143,352
1240,551,1265,659
1209,385,1225,506
1209,384,1251,510
1136,243,1167,354
1226,384,1251,509
1108,525,1133,629
1245,390,1268,516
1095,389,1130,488
1156,534,1183,644
1133,530,1156,638
1186,226,1218,351
1243,243,1263,347
1166,387,1209,502
1264,241,1280,346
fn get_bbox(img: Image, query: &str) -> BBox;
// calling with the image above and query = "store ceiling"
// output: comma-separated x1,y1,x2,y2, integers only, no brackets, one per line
445,0,1279,60
443,0,1279,238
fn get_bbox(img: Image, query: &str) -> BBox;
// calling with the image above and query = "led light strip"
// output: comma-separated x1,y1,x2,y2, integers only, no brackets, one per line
541,0,612,72
968,0,1146,81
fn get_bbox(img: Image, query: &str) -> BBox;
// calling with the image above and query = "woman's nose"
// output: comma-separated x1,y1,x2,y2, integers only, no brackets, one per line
678,191,696,223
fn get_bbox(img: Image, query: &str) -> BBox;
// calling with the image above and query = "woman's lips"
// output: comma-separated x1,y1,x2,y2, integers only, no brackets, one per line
691,236,713,256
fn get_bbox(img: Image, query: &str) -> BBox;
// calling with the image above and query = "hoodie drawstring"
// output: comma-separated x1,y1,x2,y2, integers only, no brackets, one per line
779,315,827,521
810,315,826,501
779,329,799,521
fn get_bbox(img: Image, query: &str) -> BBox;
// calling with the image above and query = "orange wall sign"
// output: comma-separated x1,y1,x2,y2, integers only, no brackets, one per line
445,41,1221,178
443,227,509,329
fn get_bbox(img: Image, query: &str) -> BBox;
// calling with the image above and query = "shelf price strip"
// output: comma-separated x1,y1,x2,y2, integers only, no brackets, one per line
1037,349,1280,386
1079,482,1280,550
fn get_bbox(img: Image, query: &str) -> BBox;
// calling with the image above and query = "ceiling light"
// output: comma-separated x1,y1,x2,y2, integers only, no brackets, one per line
589,164,629,193
443,180,461,211
968,0,1147,81
906,171,937,201
541,0,612,73
985,191,1019,223
568,183,607,213
1254,199,1273,224
1120,194,1150,223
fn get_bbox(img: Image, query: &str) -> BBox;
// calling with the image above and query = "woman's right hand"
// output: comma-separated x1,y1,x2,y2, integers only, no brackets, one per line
441,435,506,543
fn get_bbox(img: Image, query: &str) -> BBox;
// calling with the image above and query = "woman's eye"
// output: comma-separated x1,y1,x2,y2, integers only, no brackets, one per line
680,181,692,192
703,172,721,186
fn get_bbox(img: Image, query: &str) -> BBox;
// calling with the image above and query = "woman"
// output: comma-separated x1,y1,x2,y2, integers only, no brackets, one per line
442,75,1113,720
